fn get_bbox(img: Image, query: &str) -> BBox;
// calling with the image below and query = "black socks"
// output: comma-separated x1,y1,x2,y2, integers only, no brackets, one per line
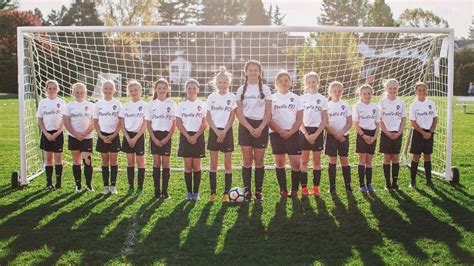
209,171,217,194
276,168,287,192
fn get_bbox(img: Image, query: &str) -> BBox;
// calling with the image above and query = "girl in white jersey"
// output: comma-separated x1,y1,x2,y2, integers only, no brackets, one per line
269,70,304,199
409,82,438,187
378,79,406,190
120,80,147,196
146,78,176,199
299,72,328,197
206,67,237,202
325,81,353,193
36,80,65,190
93,80,123,195
353,84,380,193
236,60,272,202
63,83,95,192
176,79,207,201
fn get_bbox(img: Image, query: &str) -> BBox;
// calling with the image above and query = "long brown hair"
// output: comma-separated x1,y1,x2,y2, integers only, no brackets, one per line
241,59,264,102
153,78,170,100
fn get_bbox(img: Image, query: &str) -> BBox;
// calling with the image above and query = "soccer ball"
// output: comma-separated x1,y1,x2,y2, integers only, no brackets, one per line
228,187,245,203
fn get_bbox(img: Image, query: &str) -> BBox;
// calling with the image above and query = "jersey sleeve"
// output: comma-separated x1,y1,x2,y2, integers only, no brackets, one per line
36,100,43,118
201,101,207,117
375,105,381,122
352,104,359,122
263,85,272,100
205,95,212,112
345,102,352,117
93,101,100,119
236,86,243,101
400,101,407,118
296,95,304,111
171,101,177,120
175,103,182,118
432,101,438,117
118,103,125,118
409,103,416,121
322,98,329,111
62,104,70,117
231,94,237,110
144,103,151,121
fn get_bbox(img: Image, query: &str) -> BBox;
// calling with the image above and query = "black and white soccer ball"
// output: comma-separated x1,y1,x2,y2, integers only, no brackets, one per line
228,187,245,203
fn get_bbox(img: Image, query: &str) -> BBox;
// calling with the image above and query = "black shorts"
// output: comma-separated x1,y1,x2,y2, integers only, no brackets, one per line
122,131,145,155
207,127,234,153
325,133,349,157
300,127,324,151
96,131,121,153
238,118,269,148
270,132,302,155
150,131,172,156
410,129,434,155
68,135,93,152
379,131,403,154
40,130,64,152
356,128,377,155
178,131,205,158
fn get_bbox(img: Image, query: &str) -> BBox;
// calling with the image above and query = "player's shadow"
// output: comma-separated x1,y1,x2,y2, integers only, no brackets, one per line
0,189,51,222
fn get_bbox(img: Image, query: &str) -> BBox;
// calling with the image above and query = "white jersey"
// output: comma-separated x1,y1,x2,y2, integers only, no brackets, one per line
378,97,407,132
93,98,122,134
352,101,380,130
36,97,66,131
62,100,94,139
145,98,177,131
176,99,206,132
409,99,437,130
119,100,146,132
327,100,352,135
206,91,237,129
271,91,303,132
236,83,272,120
301,92,328,127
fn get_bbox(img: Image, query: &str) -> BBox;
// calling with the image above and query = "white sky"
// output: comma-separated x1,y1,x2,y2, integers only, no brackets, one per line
18,0,473,38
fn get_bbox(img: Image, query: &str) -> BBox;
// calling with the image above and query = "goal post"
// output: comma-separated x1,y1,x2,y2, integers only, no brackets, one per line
16,25,456,186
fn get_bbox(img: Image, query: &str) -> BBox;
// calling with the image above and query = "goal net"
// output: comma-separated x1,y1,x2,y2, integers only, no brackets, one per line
17,26,454,185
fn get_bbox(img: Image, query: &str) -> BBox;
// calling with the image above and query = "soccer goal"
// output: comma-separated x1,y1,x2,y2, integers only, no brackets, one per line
16,25,457,186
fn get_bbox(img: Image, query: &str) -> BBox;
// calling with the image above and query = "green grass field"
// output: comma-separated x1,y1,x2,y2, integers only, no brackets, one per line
0,96,472,265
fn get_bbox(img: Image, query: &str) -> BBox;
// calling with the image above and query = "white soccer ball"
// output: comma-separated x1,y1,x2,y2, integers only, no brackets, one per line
228,187,245,203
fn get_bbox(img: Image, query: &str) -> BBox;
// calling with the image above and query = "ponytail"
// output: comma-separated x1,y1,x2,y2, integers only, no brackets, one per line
241,75,249,102
258,76,264,99
153,78,170,100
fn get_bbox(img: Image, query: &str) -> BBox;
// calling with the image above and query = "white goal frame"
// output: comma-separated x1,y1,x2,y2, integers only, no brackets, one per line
17,25,455,185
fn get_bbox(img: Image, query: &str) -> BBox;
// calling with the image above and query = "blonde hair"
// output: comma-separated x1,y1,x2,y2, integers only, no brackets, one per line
274,69,292,91
71,82,86,94
327,81,343,100
126,80,142,96
101,80,116,91
303,71,320,91
356,84,374,100
414,81,428,91
210,66,232,92
45,80,60,92
153,78,170,100
382,78,399,98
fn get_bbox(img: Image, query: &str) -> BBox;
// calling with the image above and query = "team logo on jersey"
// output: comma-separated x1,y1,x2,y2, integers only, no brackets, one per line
373,109,376,115
113,105,117,111
166,107,171,113
290,97,294,102
85,106,89,111
197,106,202,111
341,105,346,110
226,100,231,106
138,106,143,112
317,99,321,104
428,105,432,110
396,105,400,110
57,103,61,109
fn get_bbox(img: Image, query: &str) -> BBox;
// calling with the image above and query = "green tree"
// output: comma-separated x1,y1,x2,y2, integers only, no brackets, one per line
44,5,68,26
244,0,271,25
198,0,245,25
318,0,369,26
0,0,17,11
270,5,285,25
366,0,395,27
469,16,474,39
397,8,448,28
61,0,103,26
454,48,474,95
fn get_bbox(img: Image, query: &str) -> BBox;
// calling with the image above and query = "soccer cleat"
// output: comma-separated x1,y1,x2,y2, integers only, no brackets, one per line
345,186,353,193
254,192,263,202
244,191,252,202
367,184,375,192
127,188,135,195
290,190,299,198
75,185,82,193
185,192,193,200
154,190,161,199
301,187,309,197
384,184,392,191
328,187,336,194
54,182,61,189
222,194,229,203
86,184,94,192
409,183,416,189
426,179,434,187
360,185,368,193
109,186,118,195
280,190,288,199
391,184,400,190
209,193,217,202
46,185,54,191
161,192,170,200
102,186,110,195
193,193,200,201
312,185,320,197
135,189,143,196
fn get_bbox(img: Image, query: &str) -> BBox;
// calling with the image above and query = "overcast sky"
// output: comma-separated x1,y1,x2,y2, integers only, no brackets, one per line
17,0,473,38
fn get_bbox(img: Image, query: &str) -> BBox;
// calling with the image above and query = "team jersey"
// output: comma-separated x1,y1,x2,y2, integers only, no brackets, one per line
145,98,177,131
93,98,122,134
236,83,272,120
327,99,352,135
176,99,206,132
206,91,237,128
301,92,328,127
270,91,303,132
36,97,66,131
62,100,94,139
119,100,146,132
378,97,407,132
352,101,380,130
409,99,437,130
